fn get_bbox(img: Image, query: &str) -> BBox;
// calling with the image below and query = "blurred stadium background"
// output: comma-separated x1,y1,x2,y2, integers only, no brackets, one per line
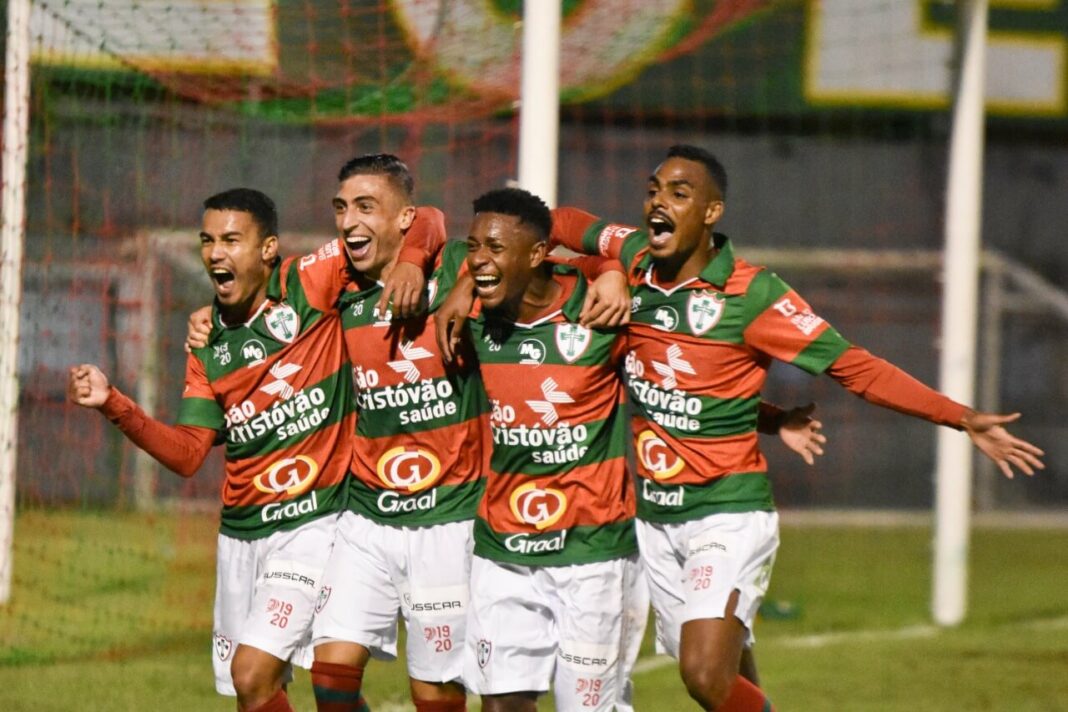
2,0,1067,708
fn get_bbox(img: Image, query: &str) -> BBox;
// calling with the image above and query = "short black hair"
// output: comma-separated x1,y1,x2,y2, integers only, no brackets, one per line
337,153,414,199
472,187,552,241
203,188,278,238
666,144,728,199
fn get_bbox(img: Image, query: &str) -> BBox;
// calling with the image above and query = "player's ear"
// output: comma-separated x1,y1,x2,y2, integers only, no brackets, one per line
529,238,549,268
261,234,279,262
704,200,724,227
398,205,416,232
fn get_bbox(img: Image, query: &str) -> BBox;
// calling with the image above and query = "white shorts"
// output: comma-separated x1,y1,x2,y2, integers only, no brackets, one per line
212,516,337,695
464,553,648,712
312,512,473,684
636,511,778,658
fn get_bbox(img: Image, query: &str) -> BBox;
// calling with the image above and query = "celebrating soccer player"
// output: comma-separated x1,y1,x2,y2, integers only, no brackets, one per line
69,188,357,712
539,144,1045,711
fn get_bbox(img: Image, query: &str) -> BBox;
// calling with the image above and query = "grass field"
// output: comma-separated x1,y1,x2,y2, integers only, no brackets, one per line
2,510,1066,711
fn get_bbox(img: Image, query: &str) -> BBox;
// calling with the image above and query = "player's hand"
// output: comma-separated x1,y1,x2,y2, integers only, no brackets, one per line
185,306,213,352
580,270,630,328
377,261,425,320
778,403,826,466
960,410,1045,479
434,274,476,363
67,364,110,408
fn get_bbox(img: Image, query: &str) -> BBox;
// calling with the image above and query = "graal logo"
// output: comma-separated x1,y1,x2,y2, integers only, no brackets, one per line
477,639,492,669
509,482,567,530
265,304,300,343
387,340,434,383
253,455,320,496
260,360,302,400
651,344,695,390
213,633,234,661
525,376,574,426
376,447,443,493
519,338,546,365
637,430,684,480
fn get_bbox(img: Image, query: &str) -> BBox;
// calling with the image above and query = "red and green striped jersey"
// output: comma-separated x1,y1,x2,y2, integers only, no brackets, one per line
554,210,852,523
440,242,637,567
179,243,355,540
338,240,488,526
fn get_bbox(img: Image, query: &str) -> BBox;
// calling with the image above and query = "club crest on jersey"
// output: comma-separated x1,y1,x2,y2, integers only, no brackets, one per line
426,278,439,307
477,639,492,669
687,290,725,336
265,304,300,343
652,305,680,332
555,323,591,363
376,446,443,493
637,430,685,480
315,586,332,613
509,482,568,530
519,338,546,365
253,455,320,496
214,633,234,661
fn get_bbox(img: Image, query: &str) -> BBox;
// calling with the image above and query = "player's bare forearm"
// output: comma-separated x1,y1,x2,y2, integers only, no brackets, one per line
434,272,476,363
580,267,630,328
776,403,826,466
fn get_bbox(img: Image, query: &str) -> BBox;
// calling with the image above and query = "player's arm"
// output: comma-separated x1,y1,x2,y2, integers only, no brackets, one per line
826,346,1045,478
430,241,478,363
550,253,630,328
68,363,214,477
550,206,645,261
379,205,449,318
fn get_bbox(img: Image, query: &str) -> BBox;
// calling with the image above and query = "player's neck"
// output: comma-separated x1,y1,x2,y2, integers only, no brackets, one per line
218,287,269,327
653,238,716,285
516,271,562,323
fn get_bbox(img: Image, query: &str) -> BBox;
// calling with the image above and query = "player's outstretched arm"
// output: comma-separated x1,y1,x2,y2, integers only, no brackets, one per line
186,306,213,351
68,364,111,408
377,205,447,319
960,410,1045,479
434,271,476,363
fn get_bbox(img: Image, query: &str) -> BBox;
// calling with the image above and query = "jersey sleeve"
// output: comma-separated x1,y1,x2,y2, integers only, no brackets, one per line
428,240,472,313
397,206,449,272
826,346,967,428
102,384,216,477
177,353,226,431
741,271,852,375
291,239,351,312
550,207,647,268
555,254,626,281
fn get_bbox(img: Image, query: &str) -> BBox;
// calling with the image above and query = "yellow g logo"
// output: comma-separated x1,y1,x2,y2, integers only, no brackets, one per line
254,456,320,495
509,482,568,530
637,430,685,480
376,447,442,493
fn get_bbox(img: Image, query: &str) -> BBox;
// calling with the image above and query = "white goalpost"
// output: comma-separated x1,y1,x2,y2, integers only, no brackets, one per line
0,0,33,605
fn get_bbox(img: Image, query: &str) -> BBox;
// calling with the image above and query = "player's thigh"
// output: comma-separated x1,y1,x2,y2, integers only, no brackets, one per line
402,519,473,684
241,518,336,669
312,512,402,661
551,554,647,712
464,557,555,697
634,519,688,659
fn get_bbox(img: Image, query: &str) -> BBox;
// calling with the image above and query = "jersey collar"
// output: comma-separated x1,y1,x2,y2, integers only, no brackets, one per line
635,233,735,291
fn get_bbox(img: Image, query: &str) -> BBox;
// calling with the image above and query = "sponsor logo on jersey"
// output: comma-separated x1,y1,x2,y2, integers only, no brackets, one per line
503,529,568,554
687,290,725,336
260,360,303,400
596,223,637,255
650,344,695,390
772,296,825,336
477,639,492,669
376,446,443,493
555,323,591,363
636,430,685,480
253,455,320,496
525,376,575,426
519,338,546,365
265,303,300,344
652,305,679,332
241,339,267,366
315,586,332,613
261,491,320,523
641,478,684,507
387,340,435,383
509,482,567,530
213,633,233,661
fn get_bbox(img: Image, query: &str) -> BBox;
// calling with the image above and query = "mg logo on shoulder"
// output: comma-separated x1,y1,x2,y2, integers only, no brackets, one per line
509,482,567,530
519,338,546,365
637,430,684,480
254,455,320,495
652,305,679,332
376,446,442,493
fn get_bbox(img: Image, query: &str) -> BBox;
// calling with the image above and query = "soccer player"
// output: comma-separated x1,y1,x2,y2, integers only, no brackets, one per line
541,144,1046,711
437,187,647,712
307,154,480,712
68,188,357,712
